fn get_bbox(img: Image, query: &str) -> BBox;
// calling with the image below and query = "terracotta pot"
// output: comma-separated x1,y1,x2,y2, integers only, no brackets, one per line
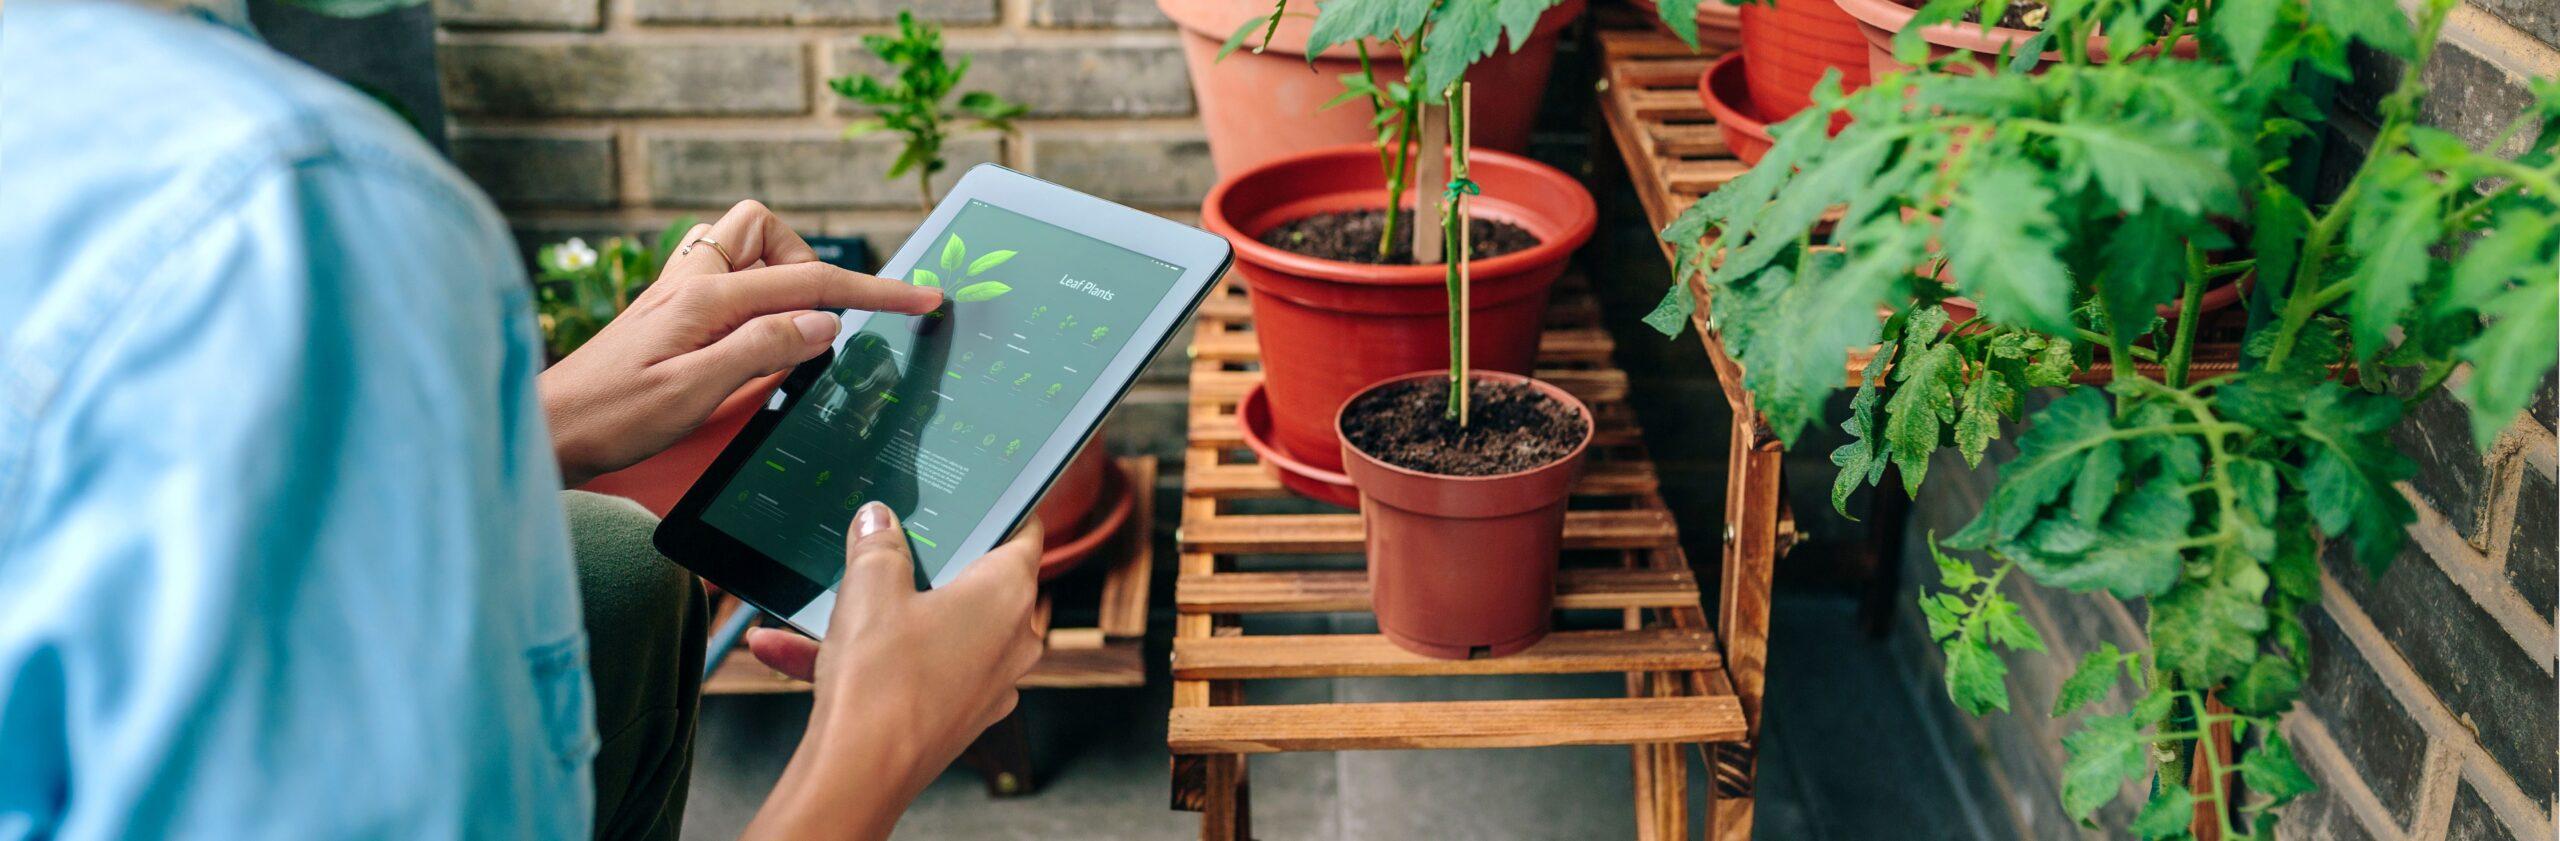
1697,53,1774,165
1035,445,1132,581
1628,0,1743,50
1738,0,1869,123
1928,271,2252,328
1161,0,1586,177
1830,0,2197,76
1203,144,1597,480
580,371,788,517
1339,371,1592,659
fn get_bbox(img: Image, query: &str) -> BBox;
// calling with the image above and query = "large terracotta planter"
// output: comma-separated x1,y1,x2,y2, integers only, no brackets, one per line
580,371,788,517
1629,0,1742,50
1203,144,1597,483
1160,0,1585,176
1033,445,1131,582
1738,0,1869,122
1832,0,2197,76
1339,371,1592,659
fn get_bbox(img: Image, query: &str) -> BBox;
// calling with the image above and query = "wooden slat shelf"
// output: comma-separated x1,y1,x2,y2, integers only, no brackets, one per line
1170,696,1749,755
1171,245,1751,840
1176,567,1706,615
1173,628,1724,680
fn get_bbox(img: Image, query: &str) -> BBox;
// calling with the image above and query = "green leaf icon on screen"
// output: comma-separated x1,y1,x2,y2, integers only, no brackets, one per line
954,281,1012,302
910,268,940,288
967,250,1016,276
940,234,966,272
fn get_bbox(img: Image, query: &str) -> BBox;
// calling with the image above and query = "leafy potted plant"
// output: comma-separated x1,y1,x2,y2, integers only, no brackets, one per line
1652,0,2556,835
1169,0,1585,175
831,17,1125,579
1337,86,1594,659
1205,0,1598,506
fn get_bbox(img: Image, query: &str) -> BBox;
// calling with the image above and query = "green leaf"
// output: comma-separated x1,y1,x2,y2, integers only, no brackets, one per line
2227,654,2304,715
1654,0,1704,48
2014,473,2191,598
2210,0,2281,69
2054,643,2124,717
1885,336,1964,494
2150,579,2269,688
1921,592,1964,641
910,268,941,288
2098,209,2186,338
1951,390,2114,547
2239,732,2319,807
2297,384,2416,573
2344,159,2441,359
953,281,1013,302
1305,0,1434,58
2309,0,2414,58
2059,710,2150,821
1730,229,1911,443
2456,281,2560,448
1217,16,1266,60
2130,786,2198,839
1943,162,2075,334
1979,593,2046,653
966,249,1016,276
1956,369,2014,467
2049,121,2237,217
1944,638,2013,715
1832,340,1899,514
941,234,967,272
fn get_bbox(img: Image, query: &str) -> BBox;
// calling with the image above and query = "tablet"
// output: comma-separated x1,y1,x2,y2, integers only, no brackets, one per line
653,164,1232,637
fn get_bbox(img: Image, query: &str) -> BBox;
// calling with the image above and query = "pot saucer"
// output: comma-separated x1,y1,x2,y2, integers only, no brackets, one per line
1239,384,1360,509
1040,458,1136,582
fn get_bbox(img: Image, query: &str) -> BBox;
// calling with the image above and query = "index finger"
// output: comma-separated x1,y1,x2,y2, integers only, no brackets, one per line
711,261,945,321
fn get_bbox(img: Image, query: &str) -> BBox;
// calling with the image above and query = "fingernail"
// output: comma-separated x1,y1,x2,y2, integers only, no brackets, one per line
793,311,839,342
855,502,893,537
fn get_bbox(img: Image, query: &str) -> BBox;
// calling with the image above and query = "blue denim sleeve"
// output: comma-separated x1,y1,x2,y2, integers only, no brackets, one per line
0,44,595,841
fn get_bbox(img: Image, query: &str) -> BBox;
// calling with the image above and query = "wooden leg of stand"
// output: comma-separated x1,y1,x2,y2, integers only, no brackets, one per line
1201,754,1250,841
958,709,1035,797
1707,742,1757,841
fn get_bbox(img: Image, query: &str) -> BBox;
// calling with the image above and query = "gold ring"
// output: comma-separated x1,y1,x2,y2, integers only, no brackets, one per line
681,236,734,266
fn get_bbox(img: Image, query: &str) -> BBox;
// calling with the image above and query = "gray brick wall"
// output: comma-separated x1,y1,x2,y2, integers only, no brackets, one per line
1889,6,2560,839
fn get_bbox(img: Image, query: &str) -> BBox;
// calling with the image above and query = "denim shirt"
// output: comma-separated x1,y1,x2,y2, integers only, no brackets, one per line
0,2,595,837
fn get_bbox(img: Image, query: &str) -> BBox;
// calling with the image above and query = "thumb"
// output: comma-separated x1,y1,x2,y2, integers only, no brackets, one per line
686,310,839,386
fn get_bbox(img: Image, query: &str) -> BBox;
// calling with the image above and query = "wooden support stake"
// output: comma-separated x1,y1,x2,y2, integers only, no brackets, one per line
1414,102,1447,263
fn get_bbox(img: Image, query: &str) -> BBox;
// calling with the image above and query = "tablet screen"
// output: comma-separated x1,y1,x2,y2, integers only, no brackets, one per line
698,199,1184,588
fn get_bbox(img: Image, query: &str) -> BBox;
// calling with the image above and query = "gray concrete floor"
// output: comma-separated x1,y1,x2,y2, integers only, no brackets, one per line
676,592,2014,840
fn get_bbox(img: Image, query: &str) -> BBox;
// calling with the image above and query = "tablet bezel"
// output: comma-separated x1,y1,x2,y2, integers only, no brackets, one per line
652,164,1232,636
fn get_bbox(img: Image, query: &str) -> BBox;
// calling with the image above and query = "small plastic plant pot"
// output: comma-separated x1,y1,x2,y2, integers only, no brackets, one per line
1630,0,1744,51
1338,370,1594,660
1831,0,2199,77
580,370,787,517
1160,0,1584,176
1239,384,1361,508
1737,0,1870,123
1698,53,1774,166
1203,144,1596,481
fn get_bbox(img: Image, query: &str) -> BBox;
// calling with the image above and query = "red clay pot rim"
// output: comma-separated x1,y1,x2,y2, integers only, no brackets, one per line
1831,0,2201,61
1238,383,1360,494
1038,458,1134,581
1204,144,1599,288
1159,0,1584,61
1697,53,1773,145
1335,370,1595,483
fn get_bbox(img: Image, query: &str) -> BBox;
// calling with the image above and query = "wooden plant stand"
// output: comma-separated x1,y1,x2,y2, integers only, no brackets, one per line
1169,273,1775,841
702,455,1160,796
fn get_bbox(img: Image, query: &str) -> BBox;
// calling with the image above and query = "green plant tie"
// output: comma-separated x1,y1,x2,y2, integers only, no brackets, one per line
1442,178,1479,201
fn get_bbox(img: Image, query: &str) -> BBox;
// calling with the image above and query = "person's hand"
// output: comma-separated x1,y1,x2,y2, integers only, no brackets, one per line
539,200,943,486
739,503,1044,841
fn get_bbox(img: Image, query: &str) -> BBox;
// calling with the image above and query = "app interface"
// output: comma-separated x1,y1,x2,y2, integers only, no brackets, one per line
703,200,1183,586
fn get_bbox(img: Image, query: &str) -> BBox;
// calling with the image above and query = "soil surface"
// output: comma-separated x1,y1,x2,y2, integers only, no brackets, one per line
1259,209,1539,265
1895,0,2042,28
1340,377,1585,476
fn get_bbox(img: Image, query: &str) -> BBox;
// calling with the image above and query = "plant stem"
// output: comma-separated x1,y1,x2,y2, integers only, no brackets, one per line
916,169,935,212
2165,244,2209,388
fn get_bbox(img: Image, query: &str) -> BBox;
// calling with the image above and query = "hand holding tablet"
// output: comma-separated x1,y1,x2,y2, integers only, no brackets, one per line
654,165,1233,637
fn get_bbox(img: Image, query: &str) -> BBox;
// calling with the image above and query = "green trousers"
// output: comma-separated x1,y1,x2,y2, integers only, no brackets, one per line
564,491,708,841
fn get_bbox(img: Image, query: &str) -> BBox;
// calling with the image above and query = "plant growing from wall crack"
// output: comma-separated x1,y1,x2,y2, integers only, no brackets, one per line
1651,0,2558,835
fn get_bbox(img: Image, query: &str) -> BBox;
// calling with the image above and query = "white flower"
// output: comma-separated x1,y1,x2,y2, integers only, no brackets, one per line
553,237,599,272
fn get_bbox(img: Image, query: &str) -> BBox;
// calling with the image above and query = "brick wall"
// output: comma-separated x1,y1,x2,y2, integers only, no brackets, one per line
1886,6,2560,839
431,0,1213,480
